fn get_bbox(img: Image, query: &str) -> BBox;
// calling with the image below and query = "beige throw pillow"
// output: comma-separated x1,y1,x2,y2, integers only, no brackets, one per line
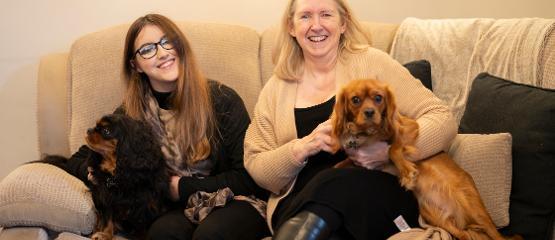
447,133,512,227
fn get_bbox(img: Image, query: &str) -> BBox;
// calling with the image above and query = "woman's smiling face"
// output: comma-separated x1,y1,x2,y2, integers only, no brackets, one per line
289,0,345,62
133,24,179,92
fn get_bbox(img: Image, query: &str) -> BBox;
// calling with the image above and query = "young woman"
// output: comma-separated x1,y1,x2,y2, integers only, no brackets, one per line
244,0,458,239
68,14,270,240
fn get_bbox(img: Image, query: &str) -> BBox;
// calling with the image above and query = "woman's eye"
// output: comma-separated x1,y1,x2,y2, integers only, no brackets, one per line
374,95,383,103
299,14,310,20
139,44,156,55
351,96,361,105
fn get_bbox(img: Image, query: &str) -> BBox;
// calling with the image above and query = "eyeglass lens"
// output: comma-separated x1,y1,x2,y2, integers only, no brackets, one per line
137,37,174,59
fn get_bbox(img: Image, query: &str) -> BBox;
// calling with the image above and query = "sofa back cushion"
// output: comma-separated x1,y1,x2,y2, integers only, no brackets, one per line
67,22,262,153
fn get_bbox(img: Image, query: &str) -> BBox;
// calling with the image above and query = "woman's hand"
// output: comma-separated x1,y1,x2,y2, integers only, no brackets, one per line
292,119,337,163
345,141,390,170
169,175,180,201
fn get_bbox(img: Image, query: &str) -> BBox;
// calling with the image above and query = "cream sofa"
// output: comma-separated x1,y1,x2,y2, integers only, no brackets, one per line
0,19,553,240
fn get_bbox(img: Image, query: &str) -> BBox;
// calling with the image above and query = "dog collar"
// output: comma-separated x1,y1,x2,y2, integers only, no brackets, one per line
105,176,117,188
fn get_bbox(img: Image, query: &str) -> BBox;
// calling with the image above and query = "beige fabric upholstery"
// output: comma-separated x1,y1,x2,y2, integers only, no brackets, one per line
391,18,555,123
540,22,555,89
390,18,496,123
0,227,48,240
259,24,279,85
0,163,95,235
37,53,70,157
360,22,399,54
68,22,261,154
447,133,512,227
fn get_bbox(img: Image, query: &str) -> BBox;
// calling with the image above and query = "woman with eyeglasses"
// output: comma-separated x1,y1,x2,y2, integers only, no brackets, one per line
65,14,270,239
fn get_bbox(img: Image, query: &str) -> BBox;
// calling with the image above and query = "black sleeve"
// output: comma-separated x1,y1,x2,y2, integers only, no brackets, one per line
177,81,268,201
66,145,92,183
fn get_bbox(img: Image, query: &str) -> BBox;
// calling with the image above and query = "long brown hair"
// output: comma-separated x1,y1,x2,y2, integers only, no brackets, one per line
273,0,371,81
123,14,215,164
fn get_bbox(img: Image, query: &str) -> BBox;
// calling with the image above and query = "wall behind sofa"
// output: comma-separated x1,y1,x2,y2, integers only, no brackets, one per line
0,0,553,180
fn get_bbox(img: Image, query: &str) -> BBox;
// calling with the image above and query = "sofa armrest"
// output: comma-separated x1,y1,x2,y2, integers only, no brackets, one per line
0,163,95,235
37,53,70,157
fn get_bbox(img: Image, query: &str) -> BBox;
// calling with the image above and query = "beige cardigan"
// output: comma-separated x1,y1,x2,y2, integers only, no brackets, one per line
244,47,457,231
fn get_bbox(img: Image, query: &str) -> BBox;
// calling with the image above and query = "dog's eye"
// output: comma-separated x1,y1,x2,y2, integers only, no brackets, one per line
351,96,361,105
374,95,383,104
101,128,112,137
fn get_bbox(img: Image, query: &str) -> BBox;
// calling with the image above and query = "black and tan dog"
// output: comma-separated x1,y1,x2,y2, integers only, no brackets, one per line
330,79,520,240
39,114,171,240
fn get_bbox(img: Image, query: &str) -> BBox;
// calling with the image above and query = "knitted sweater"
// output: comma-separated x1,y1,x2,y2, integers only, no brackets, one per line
244,47,458,229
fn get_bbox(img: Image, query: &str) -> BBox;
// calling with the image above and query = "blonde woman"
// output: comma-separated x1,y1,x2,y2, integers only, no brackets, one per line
244,0,457,239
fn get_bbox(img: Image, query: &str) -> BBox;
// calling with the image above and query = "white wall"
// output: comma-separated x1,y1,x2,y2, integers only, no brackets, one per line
1,0,553,180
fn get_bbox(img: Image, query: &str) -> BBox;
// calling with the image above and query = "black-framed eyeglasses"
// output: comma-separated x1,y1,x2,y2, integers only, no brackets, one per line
134,36,175,59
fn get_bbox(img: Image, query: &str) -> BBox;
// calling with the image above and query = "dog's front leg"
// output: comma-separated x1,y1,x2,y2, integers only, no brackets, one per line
389,143,418,190
92,216,115,240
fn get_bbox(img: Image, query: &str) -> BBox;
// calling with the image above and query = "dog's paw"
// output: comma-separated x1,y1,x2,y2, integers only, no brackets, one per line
91,232,112,240
400,165,419,190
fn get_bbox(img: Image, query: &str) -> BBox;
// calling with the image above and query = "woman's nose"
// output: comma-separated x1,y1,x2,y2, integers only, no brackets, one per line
156,44,170,59
311,16,323,30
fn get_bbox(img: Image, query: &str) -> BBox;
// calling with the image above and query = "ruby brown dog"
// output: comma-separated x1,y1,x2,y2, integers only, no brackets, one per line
330,79,519,240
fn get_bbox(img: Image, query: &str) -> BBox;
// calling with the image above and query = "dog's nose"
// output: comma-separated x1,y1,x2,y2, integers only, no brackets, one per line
364,109,375,119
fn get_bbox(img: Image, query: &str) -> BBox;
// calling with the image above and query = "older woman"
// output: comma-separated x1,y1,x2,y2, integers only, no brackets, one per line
244,0,457,239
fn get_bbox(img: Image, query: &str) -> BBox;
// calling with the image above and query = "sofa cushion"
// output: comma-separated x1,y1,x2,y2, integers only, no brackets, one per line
459,72,555,239
447,133,512,227
0,163,95,235
403,59,432,91
0,227,48,240
539,22,555,89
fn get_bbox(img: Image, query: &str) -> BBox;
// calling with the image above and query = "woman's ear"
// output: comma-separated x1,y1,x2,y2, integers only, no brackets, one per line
288,25,296,37
340,21,346,34
130,59,143,73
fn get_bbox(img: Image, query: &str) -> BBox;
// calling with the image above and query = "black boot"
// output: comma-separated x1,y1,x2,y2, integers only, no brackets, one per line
273,211,332,240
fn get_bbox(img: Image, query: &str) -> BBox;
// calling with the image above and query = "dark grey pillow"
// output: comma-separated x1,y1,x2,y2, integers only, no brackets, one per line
403,59,432,91
459,72,555,240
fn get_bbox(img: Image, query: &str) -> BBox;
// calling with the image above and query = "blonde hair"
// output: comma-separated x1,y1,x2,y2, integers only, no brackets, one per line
122,14,215,164
273,0,371,81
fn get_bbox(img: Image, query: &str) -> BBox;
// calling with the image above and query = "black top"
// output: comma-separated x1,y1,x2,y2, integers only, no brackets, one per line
151,89,172,110
292,96,345,195
67,80,267,202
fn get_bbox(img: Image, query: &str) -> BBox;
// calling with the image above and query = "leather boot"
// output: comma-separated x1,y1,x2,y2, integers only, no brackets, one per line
273,211,332,240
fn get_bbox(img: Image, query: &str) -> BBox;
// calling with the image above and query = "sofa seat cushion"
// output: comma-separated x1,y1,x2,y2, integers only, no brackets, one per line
459,72,555,240
0,227,48,240
0,163,95,235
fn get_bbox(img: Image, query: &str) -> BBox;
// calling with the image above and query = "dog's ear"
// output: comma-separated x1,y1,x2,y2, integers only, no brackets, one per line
383,86,419,158
116,117,163,171
330,87,349,152
383,85,401,140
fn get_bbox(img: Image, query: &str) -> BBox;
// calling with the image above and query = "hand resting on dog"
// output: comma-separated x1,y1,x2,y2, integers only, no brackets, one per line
291,119,335,164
